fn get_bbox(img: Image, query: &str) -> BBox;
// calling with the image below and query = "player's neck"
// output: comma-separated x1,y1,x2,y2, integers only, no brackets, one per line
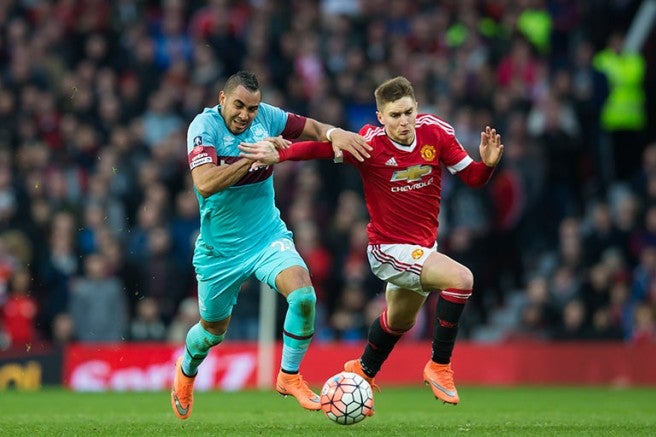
385,130,416,149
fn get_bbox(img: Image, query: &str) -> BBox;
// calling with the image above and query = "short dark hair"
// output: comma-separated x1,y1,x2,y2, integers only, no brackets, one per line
224,71,260,93
374,76,415,109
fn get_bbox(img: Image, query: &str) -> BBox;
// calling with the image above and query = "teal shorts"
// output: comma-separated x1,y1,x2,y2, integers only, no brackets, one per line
192,236,308,322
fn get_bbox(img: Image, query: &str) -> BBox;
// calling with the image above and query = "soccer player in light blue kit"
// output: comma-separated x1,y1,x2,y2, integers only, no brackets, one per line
171,71,371,419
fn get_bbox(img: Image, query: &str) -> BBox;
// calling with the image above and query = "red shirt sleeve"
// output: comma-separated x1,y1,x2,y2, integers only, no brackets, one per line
457,160,495,187
278,141,334,161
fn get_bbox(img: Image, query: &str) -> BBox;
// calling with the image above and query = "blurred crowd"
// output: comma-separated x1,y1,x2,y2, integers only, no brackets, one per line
0,0,655,350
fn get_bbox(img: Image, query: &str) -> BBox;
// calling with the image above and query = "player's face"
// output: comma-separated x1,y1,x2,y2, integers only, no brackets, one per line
376,96,417,146
219,85,261,134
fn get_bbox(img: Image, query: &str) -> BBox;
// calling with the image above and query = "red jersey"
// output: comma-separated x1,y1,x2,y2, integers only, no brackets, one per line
2,294,38,345
345,114,471,246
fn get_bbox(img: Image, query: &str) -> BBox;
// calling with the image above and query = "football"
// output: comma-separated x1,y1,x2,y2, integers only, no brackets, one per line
320,371,374,425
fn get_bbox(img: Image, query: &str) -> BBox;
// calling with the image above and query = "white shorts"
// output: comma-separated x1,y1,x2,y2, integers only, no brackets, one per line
367,243,436,296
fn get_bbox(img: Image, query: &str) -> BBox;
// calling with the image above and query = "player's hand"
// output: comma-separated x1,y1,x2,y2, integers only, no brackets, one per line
479,126,503,167
329,129,372,162
238,140,280,170
263,136,291,150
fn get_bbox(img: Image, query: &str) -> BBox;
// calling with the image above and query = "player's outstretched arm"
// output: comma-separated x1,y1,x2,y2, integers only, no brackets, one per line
300,118,372,162
479,126,504,167
456,126,504,188
239,140,335,170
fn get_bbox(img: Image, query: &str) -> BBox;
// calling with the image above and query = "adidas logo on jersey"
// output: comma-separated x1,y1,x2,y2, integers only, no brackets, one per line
385,157,398,166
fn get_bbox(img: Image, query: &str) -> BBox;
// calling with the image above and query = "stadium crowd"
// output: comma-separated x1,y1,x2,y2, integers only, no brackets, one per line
0,0,655,349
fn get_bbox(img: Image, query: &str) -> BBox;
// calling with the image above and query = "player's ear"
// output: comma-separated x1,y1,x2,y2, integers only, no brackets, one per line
376,111,384,125
218,90,225,105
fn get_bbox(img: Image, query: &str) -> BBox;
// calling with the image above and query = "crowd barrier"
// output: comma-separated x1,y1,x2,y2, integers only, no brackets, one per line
1,341,655,390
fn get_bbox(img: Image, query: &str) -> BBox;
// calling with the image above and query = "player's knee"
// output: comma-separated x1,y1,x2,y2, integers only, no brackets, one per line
385,311,416,333
287,286,316,317
189,323,225,352
453,265,474,291
201,318,230,337
389,318,415,333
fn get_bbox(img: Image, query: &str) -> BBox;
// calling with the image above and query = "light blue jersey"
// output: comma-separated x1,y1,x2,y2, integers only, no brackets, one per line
187,103,291,257
186,103,308,321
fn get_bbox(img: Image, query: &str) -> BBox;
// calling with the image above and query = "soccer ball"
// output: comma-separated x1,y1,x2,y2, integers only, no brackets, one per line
320,371,374,425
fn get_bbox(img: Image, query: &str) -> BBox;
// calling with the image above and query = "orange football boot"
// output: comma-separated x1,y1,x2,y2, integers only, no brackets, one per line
171,356,195,419
423,360,459,404
344,359,381,393
343,359,379,416
276,371,321,411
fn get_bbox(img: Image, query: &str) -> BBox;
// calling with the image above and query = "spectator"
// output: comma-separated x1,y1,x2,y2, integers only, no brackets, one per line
1,267,38,348
50,312,75,346
68,252,128,342
630,304,655,344
325,282,368,341
36,210,78,334
593,32,647,181
582,201,624,267
550,299,589,340
139,225,187,324
167,297,200,343
130,297,167,341
588,307,623,341
169,187,200,267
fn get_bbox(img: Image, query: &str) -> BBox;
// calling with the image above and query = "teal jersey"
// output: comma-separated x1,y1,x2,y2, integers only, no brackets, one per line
187,103,291,257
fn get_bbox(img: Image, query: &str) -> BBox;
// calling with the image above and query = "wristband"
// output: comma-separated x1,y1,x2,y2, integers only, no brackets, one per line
326,127,337,142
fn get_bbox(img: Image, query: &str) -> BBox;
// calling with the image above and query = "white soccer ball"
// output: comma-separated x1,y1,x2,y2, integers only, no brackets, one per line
320,371,374,425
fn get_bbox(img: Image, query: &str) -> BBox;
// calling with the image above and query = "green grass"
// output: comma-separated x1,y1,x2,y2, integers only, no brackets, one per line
1,386,654,436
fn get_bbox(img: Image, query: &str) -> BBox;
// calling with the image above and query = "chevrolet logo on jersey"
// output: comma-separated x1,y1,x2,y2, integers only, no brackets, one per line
391,165,432,182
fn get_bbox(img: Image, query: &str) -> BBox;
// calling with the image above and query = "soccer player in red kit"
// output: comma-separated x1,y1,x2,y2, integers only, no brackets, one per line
239,76,503,407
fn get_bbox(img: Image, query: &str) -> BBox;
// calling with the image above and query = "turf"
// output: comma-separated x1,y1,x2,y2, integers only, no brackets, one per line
1,386,654,436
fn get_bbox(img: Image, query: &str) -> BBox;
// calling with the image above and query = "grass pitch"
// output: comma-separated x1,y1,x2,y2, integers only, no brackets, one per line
1,386,654,436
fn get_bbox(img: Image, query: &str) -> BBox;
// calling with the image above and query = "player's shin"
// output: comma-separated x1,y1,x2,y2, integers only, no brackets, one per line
360,310,406,377
276,286,321,410
431,289,471,364
183,322,225,376
281,286,316,372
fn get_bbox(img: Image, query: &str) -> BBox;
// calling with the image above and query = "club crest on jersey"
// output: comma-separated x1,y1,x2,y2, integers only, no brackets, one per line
391,164,432,182
411,248,424,259
420,144,436,161
193,136,203,146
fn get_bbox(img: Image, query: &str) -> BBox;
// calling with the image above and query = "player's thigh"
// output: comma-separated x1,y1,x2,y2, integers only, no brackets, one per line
253,236,310,298
367,243,434,294
385,288,427,330
419,251,473,291
193,244,251,322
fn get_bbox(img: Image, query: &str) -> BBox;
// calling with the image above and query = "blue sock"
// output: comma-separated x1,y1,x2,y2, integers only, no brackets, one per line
182,322,225,376
280,286,316,373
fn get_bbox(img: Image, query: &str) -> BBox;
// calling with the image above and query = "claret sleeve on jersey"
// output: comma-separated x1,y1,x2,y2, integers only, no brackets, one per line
280,113,307,139
187,115,218,170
